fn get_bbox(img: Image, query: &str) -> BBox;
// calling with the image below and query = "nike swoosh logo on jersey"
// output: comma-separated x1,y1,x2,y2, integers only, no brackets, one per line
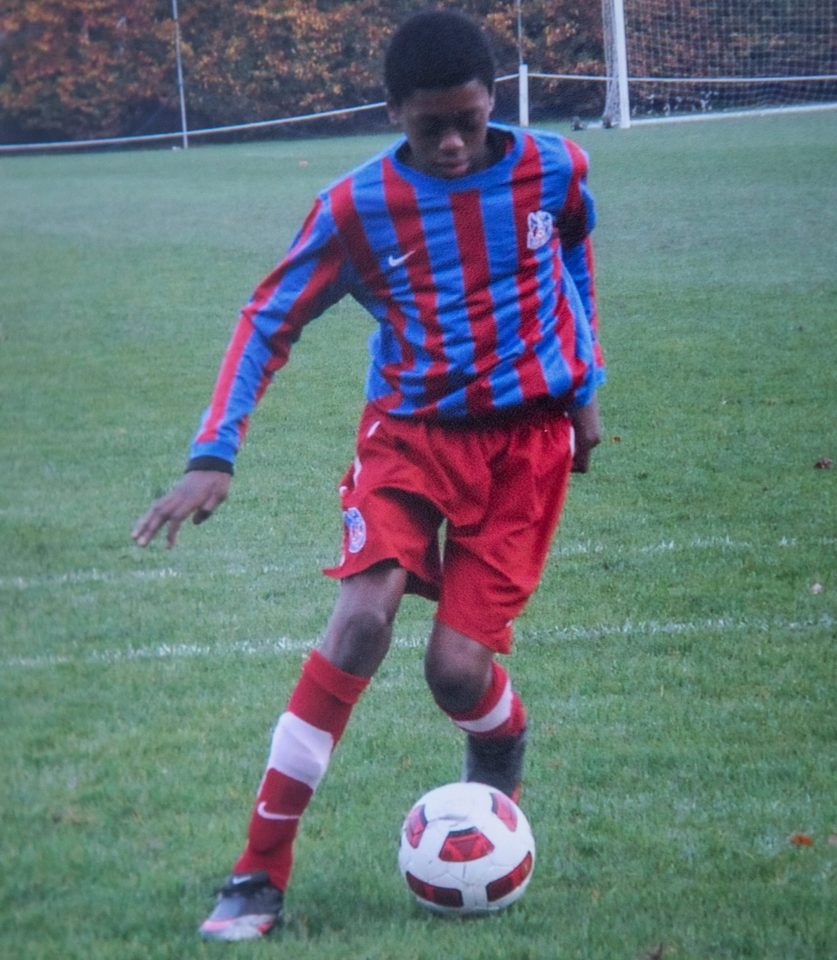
388,249,416,267
257,801,299,821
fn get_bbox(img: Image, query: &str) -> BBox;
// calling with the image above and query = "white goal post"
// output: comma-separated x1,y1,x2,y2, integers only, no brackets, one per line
601,0,837,127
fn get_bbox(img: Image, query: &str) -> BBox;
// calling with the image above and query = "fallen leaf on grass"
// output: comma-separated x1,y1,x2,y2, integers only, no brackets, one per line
827,834,837,847
644,945,665,960
814,457,833,469
50,806,95,826
810,582,824,594
789,832,814,846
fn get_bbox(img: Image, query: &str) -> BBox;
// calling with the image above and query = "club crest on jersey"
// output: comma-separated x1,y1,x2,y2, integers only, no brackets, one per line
526,210,554,250
343,507,367,554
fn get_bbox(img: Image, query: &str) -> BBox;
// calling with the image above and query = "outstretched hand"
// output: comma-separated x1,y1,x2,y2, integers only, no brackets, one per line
570,396,602,473
131,470,232,549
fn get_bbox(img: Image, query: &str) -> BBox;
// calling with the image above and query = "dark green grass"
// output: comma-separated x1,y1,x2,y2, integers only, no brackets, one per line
1,113,835,959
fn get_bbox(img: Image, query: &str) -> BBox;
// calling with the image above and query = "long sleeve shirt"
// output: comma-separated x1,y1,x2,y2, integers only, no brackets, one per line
189,124,604,468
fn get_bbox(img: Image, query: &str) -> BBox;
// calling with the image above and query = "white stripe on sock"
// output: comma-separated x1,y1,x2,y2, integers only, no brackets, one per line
267,712,334,790
453,676,513,735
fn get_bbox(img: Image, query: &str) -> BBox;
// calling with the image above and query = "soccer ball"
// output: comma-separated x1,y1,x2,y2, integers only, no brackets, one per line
398,781,535,915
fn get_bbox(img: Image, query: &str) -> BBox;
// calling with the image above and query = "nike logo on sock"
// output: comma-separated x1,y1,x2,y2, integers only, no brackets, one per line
257,801,299,822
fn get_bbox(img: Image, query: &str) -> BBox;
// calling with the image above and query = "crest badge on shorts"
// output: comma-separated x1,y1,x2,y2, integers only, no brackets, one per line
526,210,554,250
344,506,367,554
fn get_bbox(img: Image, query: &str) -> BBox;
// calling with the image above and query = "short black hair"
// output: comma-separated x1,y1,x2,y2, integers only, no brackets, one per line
384,10,496,105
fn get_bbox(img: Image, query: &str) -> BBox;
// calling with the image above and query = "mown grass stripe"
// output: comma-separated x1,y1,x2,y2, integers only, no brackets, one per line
3,613,830,671
1,533,833,591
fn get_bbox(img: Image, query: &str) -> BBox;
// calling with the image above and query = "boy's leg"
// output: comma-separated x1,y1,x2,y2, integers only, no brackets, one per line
233,651,370,887
198,650,368,941
456,657,528,802
425,621,527,801
200,563,406,941
426,414,574,802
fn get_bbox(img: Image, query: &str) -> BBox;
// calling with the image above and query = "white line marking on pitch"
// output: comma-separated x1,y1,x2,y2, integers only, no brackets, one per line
2,615,831,672
0,566,183,590
2,534,834,592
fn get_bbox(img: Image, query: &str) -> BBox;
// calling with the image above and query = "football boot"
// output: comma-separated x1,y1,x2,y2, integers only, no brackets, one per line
463,727,527,803
198,871,284,941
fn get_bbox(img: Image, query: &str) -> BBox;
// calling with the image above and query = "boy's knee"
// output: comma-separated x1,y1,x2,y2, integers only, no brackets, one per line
425,648,491,714
343,606,392,646
323,605,393,676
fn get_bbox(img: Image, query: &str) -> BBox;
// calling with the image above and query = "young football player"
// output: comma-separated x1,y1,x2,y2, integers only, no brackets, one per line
132,8,604,941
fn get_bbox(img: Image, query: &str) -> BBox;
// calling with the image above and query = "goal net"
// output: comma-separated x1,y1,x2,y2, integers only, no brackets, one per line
603,0,837,125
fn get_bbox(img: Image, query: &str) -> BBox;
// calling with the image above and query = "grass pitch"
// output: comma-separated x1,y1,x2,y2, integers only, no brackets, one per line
1,112,835,959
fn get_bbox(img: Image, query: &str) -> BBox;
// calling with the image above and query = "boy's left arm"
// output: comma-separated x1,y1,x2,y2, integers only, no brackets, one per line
556,141,604,470
555,139,603,372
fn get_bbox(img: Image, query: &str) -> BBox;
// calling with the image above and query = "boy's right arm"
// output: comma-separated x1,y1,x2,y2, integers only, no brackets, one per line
131,470,232,549
132,193,349,551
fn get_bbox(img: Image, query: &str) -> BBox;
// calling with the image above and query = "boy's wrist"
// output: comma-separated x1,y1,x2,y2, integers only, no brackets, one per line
186,456,234,476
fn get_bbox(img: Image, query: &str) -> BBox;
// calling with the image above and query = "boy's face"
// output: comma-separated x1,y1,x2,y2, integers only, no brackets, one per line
388,79,495,179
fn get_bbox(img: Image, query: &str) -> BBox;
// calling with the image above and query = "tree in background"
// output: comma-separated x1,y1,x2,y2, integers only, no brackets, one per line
177,0,395,128
2,0,832,143
0,0,609,142
0,0,173,141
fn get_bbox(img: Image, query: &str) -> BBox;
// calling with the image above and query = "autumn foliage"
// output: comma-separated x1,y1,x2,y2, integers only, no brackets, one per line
3,1,830,144
0,0,174,140
0,0,604,142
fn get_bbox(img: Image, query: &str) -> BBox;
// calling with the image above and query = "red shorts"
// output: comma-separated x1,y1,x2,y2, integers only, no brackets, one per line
323,403,573,653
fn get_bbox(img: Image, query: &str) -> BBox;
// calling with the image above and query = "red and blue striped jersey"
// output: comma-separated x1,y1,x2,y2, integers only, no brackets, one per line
190,124,604,466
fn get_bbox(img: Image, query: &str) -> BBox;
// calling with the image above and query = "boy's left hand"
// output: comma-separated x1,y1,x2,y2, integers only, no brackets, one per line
570,397,602,473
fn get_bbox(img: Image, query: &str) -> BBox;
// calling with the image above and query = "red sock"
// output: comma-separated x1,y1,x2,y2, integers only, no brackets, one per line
446,660,527,739
233,650,368,891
